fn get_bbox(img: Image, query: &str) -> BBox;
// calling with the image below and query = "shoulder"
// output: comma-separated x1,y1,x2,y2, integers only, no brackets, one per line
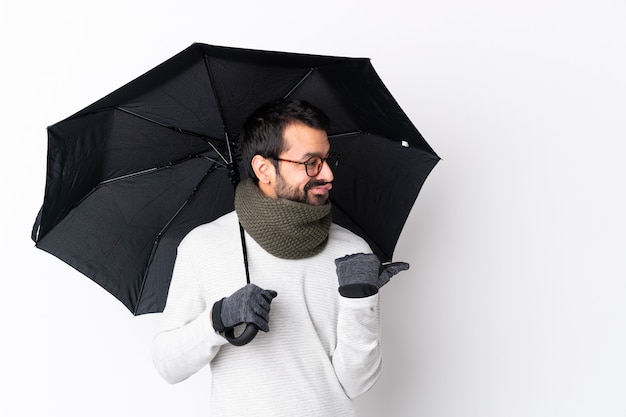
179,211,239,250
327,223,372,256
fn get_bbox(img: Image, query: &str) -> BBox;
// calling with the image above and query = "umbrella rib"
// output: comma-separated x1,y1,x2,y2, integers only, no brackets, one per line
201,55,234,165
135,161,220,315
99,166,163,186
328,131,362,139
98,154,223,187
201,55,243,186
283,68,315,98
116,106,229,164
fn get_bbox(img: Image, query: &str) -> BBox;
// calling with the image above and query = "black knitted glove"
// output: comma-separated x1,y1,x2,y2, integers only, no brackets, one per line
212,284,278,333
335,253,409,298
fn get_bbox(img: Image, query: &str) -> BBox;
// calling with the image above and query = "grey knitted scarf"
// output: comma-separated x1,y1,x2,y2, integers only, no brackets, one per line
234,179,331,259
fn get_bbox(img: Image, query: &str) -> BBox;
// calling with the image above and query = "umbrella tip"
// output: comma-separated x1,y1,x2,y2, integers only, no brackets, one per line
401,140,409,148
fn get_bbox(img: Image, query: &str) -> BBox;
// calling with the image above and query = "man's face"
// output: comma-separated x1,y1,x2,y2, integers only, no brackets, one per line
272,122,334,206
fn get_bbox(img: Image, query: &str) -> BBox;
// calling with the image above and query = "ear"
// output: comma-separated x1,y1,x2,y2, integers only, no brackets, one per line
251,154,274,184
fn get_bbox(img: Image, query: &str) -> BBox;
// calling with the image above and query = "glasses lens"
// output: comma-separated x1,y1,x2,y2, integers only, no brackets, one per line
304,156,322,177
326,153,339,169
304,154,339,177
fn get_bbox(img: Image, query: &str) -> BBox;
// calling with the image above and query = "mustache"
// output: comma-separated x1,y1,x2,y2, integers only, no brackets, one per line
304,180,331,191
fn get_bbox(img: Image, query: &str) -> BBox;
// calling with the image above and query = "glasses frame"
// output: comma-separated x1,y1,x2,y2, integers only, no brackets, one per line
270,152,339,177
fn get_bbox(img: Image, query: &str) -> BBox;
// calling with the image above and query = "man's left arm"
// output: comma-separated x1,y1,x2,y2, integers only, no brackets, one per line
333,292,382,399
332,253,409,399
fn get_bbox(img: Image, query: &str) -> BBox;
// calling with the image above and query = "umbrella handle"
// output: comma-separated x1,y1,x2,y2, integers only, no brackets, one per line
224,323,259,346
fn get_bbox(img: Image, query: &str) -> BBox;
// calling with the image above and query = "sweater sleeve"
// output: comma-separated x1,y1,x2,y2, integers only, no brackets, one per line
151,240,228,384
332,293,383,399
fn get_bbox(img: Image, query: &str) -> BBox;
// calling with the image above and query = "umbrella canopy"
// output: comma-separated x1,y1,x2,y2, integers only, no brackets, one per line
32,43,439,315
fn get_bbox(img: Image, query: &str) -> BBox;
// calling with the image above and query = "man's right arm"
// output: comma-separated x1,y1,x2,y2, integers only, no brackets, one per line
151,247,228,384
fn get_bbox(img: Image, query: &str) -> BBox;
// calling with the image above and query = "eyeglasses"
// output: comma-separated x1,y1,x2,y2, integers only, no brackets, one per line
270,152,339,177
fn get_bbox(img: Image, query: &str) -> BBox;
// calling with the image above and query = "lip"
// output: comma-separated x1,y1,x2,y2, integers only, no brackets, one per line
309,183,332,193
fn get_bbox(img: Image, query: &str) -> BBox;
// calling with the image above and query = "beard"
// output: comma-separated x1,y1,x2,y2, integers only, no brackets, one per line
274,171,330,206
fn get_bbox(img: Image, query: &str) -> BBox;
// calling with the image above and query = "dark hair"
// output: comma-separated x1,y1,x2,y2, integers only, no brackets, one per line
240,99,330,182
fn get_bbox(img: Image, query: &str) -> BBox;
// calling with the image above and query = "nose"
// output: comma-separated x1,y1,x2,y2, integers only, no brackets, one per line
316,159,334,182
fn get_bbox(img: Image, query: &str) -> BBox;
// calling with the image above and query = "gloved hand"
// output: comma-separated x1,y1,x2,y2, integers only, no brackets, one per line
212,284,278,333
335,253,409,298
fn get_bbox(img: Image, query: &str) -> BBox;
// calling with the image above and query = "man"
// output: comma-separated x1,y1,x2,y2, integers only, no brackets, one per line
152,99,408,416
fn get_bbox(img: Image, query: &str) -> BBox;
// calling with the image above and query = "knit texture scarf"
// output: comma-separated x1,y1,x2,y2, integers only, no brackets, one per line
234,179,331,259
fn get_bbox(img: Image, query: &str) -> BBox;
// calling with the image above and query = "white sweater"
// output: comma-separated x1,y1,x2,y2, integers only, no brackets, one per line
152,211,382,416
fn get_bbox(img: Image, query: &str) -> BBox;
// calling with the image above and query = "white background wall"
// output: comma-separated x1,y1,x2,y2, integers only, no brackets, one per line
2,1,625,416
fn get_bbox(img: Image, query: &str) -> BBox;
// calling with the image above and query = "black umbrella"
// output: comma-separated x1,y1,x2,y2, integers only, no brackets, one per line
32,43,439,321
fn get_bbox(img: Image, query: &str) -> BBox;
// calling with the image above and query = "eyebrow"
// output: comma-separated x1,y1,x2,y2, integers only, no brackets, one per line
294,151,333,164
300,144,332,159
301,151,326,159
